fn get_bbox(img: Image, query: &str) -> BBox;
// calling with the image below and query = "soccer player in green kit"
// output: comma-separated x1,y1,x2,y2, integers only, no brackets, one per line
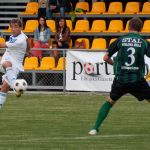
89,17,150,135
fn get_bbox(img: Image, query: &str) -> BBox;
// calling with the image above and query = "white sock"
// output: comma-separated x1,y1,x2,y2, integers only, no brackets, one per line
6,67,16,88
0,92,7,109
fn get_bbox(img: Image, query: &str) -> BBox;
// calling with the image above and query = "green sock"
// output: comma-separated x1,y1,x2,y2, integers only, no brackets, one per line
93,101,113,131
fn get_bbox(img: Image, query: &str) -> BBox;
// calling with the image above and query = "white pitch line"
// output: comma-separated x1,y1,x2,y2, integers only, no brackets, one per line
0,134,149,142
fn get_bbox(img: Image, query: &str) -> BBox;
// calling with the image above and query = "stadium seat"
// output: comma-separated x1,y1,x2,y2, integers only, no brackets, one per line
91,38,107,50
147,39,150,42
35,57,55,70
20,2,39,15
142,20,150,32
121,20,129,33
75,38,90,49
138,2,150,14
120,2,139,14
87,20,106,32
46,20,56,32
109,38,117,45
86,2,106,14
66,20,73,31
2,26,11,33
104,20,123,32
22,20,38,32
103,2,123,14
0,37,5,43
24,57,39,70
72,20,89,32
75,2,89,13
52,57,65,70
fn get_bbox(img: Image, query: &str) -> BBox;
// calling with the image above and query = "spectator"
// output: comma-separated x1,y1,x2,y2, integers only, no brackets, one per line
74,39,86,49
32,17,51,59
47,0,72,19
55,17,70,49
38,0,49,19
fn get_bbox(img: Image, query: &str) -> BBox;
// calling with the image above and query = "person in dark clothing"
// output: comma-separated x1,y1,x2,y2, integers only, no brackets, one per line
46,0,72,19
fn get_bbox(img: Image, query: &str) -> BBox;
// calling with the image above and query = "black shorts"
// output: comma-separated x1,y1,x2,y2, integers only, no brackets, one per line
110,78,150,101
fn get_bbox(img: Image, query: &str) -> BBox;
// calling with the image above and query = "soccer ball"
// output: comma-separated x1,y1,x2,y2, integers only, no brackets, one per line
14,79,28,93
84,62,94,75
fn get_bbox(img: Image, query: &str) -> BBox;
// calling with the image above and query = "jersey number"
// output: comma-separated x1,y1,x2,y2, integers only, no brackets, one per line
125,47,135,66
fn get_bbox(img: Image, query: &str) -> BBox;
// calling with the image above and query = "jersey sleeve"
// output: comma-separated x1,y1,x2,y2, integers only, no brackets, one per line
107,39,119,57
145,41,150,58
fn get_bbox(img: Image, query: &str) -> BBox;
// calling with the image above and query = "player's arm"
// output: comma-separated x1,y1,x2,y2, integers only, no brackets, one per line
25,38,31,57
103,40,119,65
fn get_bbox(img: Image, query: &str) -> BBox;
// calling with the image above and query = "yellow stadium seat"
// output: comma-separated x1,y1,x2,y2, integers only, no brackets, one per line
120,2,139,14
69,38,73,48
0,37,5,43
2,26,11,33
104,20,123,32
103,2,123,14
20,2,39,15
66,20,73,31
75,38,90,49
22,20,38,32
138,2,150,14
109,38,117,45
147,39,150,42
52,57,65,70
87,20,106,32
35,57,55,70
142,20,150,32
46,20,56,32
86,2,106,14
121,20,130,33
75,2,89,14
91,38,107,50
24,57,39,70
72,20,89,32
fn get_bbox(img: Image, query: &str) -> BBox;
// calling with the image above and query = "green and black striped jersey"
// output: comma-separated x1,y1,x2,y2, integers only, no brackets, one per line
107,33,150,84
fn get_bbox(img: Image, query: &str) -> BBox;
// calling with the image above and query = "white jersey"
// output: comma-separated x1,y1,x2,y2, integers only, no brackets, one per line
5,31,28,65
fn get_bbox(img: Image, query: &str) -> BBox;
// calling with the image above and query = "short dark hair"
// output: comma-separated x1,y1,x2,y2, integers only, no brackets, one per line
9,19,22,28
52,41,58,46
128,17,143,32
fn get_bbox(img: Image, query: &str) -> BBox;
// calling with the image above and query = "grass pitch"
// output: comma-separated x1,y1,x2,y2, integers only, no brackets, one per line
0,93,149,150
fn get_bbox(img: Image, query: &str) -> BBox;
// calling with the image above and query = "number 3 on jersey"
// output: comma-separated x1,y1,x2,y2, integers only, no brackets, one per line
125,47,135,66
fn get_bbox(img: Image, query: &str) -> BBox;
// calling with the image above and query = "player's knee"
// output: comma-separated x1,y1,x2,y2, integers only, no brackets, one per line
107,97,116,105
2,61,12,69
1,82,10,93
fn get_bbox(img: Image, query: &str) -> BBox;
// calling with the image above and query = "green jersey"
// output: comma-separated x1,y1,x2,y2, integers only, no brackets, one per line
108,33,150,84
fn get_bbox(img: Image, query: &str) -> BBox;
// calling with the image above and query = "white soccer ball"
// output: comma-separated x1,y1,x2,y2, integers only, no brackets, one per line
84,62,94,75
14,79,28,92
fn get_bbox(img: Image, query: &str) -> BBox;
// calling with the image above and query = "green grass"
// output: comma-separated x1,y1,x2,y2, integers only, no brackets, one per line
0,93,149,150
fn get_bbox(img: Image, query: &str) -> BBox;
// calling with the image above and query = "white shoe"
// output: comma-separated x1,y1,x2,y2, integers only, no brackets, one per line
88,129,98,135
15,90,23,97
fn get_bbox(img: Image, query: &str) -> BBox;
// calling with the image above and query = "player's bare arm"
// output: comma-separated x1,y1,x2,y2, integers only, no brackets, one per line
0,43,7,48
103,53,114,65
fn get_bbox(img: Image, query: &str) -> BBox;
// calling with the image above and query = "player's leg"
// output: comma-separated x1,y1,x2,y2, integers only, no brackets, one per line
0,81,10,108
88,98,115,135
2,61,16,88
89,79,127,135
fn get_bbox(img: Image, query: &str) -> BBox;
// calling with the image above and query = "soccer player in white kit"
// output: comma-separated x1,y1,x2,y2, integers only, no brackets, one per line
0,19,28,108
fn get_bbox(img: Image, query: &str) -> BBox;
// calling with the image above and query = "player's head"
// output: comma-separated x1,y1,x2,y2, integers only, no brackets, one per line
128,17,143,32
9,19,22,36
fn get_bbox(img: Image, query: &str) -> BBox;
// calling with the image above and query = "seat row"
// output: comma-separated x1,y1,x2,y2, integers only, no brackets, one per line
4,19,150,33
24,57,65,71
20,2,150,15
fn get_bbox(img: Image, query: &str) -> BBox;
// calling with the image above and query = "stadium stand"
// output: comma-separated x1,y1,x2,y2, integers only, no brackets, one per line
35,57,55,70
142,20,150,32
0,37,5,43
75,2,89,13
103,2,123,14
75,38,90,49
91,38,107,50
86,2,106,14
46,20,56,32
24,57,39,70
72,20,89,32
22,20,38,32
20,2,38,15
52,57,65,70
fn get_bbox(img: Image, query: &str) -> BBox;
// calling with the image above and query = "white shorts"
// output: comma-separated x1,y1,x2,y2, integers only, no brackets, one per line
0,53,24,84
